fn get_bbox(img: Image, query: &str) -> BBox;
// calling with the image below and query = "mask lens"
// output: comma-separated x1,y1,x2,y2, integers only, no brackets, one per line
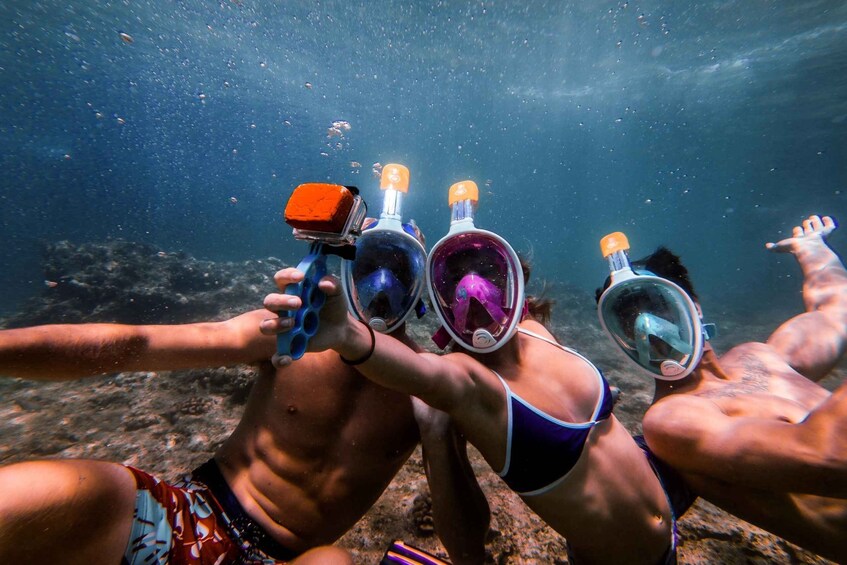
429,231,523,350
600,279,698,376
346,230,425,331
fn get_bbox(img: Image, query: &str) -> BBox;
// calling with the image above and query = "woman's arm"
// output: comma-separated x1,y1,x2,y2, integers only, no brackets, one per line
342,319,476,412
262,267,478,413
0,310,275,380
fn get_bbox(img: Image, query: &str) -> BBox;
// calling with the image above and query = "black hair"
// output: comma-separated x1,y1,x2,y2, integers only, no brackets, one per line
594,246,698,304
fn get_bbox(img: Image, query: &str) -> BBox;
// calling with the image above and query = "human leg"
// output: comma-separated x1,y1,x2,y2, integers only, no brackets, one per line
292,546,354,564
414,397,489,565
766,215,847,380
0,459,136,565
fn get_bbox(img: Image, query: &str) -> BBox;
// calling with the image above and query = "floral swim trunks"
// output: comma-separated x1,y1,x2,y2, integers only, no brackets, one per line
122,460,299,565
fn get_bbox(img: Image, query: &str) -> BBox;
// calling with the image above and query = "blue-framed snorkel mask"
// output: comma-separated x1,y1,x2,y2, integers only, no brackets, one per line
596,232,715,381
341,164,427,333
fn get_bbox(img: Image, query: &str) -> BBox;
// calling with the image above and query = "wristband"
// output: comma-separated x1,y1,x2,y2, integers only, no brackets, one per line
340,322,376,366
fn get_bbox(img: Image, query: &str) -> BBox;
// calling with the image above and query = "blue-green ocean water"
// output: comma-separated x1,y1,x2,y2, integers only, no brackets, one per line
1,1,845,320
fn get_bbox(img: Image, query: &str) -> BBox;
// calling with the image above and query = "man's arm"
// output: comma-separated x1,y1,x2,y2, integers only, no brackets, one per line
413,398,489,565
643,391,847,498
766,215,847,380
0,310,276,380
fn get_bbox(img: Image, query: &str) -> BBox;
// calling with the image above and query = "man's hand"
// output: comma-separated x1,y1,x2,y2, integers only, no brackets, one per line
766,215,837,253
260,268,351,367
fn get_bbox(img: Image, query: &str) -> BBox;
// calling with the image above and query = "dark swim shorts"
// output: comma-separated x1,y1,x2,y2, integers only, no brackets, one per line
122,459,300,565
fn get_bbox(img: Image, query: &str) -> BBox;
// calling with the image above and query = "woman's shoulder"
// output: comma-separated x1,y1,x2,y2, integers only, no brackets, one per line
519,323,604,386
519,321,586,359
433,350,509,416
441,349,496,380
519,318,553,336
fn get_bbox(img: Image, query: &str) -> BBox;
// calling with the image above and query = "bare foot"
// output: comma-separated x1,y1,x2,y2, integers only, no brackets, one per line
765,215,837,254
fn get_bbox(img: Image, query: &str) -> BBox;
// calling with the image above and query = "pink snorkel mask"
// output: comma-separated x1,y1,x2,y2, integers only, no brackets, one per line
428,181,525,353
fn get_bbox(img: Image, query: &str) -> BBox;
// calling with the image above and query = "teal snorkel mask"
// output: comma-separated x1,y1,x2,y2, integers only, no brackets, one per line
341,164,427,333
596,232,715,381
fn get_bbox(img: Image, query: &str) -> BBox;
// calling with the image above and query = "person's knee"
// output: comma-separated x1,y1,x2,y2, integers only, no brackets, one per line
0,460,136,563
294,546,354,564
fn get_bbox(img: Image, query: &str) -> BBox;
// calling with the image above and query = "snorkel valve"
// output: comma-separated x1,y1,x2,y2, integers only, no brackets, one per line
379,163,410,225
372,164,409,333
448,180,479,229
447,182,497,349
600,231,636,285
431,181,481,349
371,164,413,333
277,183,367,360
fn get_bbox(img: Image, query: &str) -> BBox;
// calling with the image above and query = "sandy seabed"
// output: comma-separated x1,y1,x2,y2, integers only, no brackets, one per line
0,240,841,564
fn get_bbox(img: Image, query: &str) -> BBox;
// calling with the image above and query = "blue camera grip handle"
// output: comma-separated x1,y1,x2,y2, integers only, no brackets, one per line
276,242,328,360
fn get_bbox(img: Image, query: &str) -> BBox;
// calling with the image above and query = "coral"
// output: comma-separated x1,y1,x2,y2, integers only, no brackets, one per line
177,397,214,416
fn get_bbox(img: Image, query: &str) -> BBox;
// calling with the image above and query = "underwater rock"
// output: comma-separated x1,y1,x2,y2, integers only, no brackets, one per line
3,240,286,328
196,366,257,405
178,396,214,416
122,413,160,431
412,493,435,535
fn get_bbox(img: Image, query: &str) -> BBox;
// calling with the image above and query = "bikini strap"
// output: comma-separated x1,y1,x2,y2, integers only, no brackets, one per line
516,327,609,423
491,369,511,393
517,327,575,354
491,369,515,478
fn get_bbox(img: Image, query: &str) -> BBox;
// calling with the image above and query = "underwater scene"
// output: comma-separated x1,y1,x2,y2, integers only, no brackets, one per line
1,1,845,563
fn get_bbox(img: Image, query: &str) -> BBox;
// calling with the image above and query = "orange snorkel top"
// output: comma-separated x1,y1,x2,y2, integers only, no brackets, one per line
448,180,479,226
448,180,479,205
377,164,410,221
600,231,630,258
600,231,633,279
380,163,410,193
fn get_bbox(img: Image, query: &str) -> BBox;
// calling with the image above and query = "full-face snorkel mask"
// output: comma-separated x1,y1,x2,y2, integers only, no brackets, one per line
341,164,427,333
596,232,715,380
428,181,524,353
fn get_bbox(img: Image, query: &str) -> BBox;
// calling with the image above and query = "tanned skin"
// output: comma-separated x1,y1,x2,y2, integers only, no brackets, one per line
264,273,679,564
641,215,847,562
0,311,489,564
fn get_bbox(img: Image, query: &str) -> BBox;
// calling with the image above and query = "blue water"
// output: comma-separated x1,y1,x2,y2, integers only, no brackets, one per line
1,1,845,318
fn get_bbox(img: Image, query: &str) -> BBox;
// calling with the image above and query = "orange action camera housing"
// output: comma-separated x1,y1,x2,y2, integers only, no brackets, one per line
284,183,356,233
